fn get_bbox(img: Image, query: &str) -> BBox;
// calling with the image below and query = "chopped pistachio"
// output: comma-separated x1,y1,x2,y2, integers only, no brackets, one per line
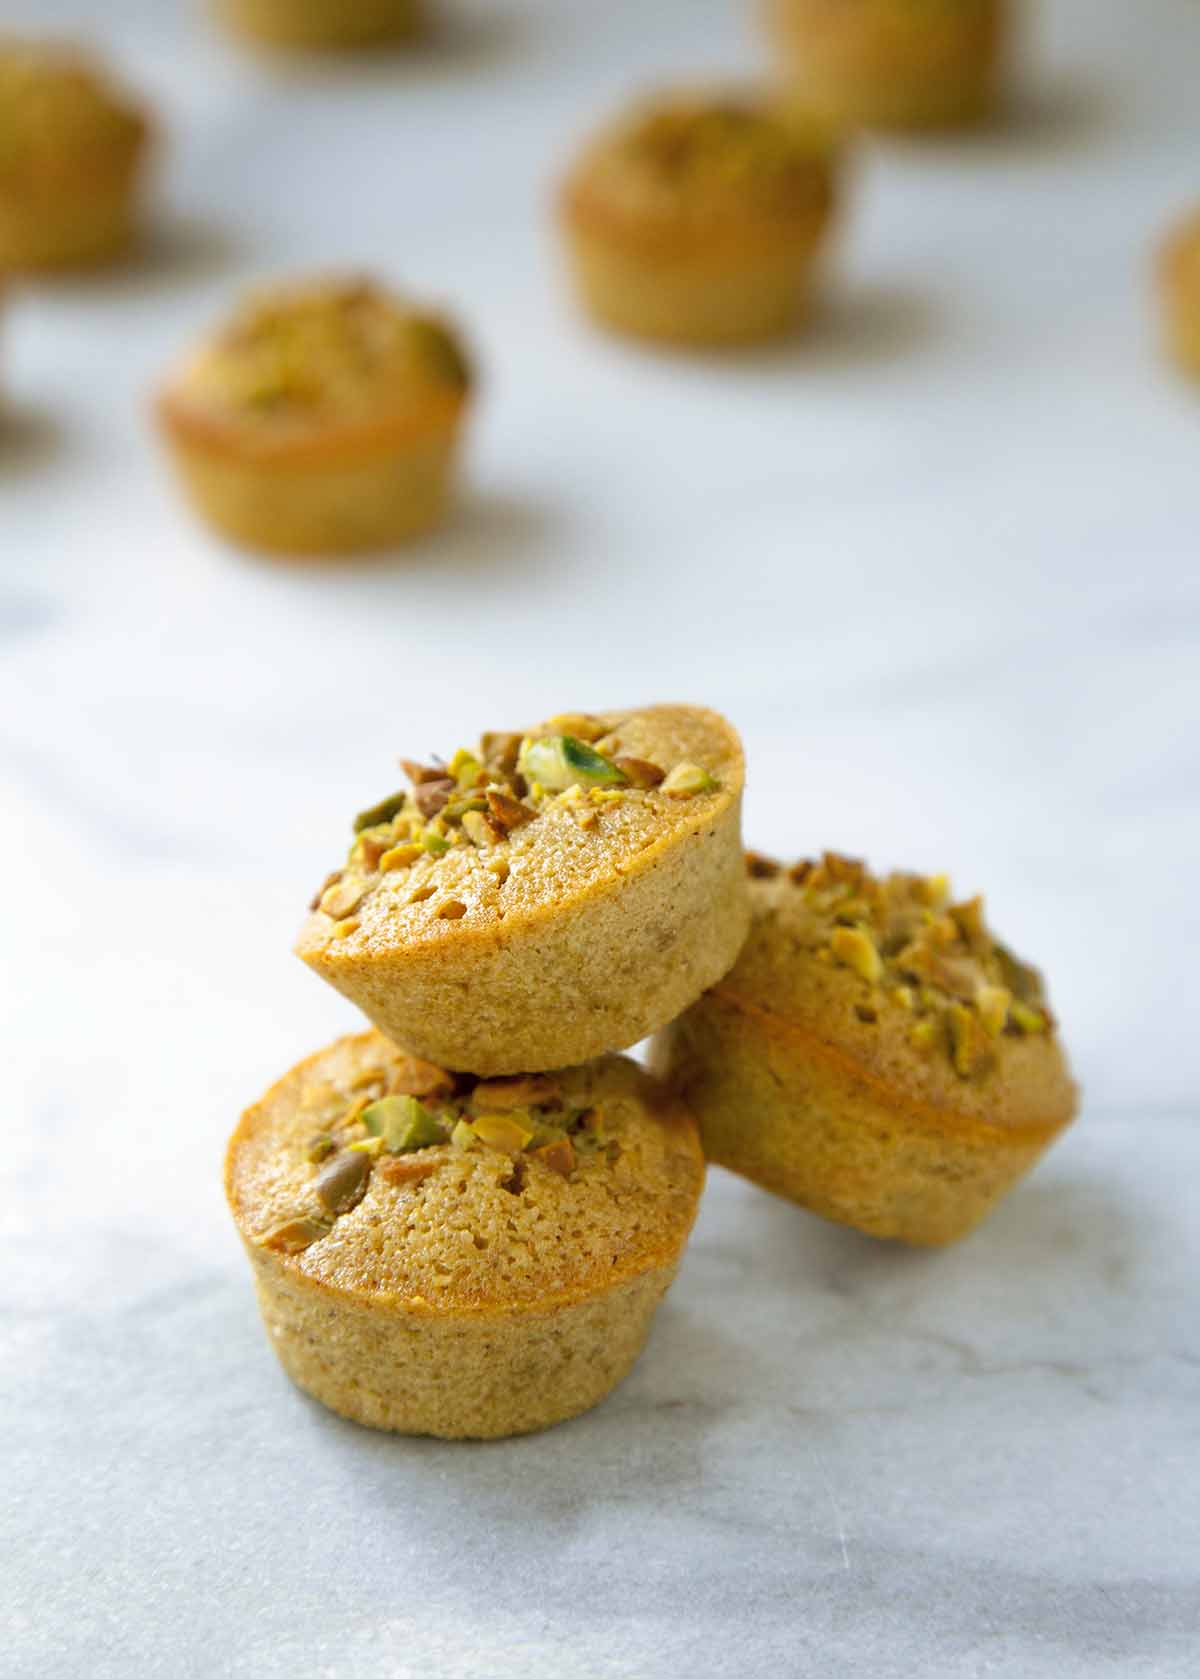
661,762,718,798
486,789,535,831
462,810,502,848
421,830,450,857
447,748,484,787
472,1075,559,1112
413,778,455,819
305,1132,336,1164
309,869,342,912
353,791,407,833
362,1094,444,1153
611,755,665,789
451,1118,479,1151
479,731,523,776
947,1004,991,1078
314,1149,371,1214
354,831,392,870
347,1135,385,1157
830,926,882,984
399,758,447,786
259,1216,330,1254
388,1056,454,1098
319,877,368,919
892,985,915,1012
518,734,627,792
544,713,606,743
975,984,1011,1037
745,851,782,879
531,1137,575,1178
910,1019,940,1052
472,1111,535,1153
1010,1001,1047,1034
380,842,422,872
378,1155,438,1186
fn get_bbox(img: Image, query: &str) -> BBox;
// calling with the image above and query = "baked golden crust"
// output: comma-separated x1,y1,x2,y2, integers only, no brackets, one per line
296,704,750,1074
650,852,1078,1245
226,1031,705,1437
155,277,471,553
559,88,841,345
766,0,1005,131
214,0,422,48
1158,209,1200,376
0,39,150,270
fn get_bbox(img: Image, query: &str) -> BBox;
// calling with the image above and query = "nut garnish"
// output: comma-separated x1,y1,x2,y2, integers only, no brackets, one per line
380,843,422,871
319,877,367,919
387,1056,454,1099
413,778,455,819
780,852,1056,1079
530,1138,575,1178
259,1216,330,1254
314,1150,371,1214
472,1075,559,1112
486,789,536,831
612,755,665,788
378,1156,438,1187
830,926,882,985
745,851,782,879
661,762,718,798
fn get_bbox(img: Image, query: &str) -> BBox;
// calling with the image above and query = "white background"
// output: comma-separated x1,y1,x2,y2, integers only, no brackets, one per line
4,2,1199,1674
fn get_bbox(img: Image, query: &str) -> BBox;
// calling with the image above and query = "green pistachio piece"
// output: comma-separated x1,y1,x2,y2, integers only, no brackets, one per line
518,734,627,792
353,790,407,833
422,830,451,856
314,1149,371,1214
362,1095,444,1153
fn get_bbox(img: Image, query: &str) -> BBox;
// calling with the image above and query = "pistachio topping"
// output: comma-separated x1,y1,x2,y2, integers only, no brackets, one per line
518,734,628,792
264,1052,612,1253
661,762,719,798
768,851,1056,1081
309,711,724,932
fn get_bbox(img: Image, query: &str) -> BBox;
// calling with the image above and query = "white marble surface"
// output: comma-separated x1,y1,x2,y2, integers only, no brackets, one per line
3,0,1199,1673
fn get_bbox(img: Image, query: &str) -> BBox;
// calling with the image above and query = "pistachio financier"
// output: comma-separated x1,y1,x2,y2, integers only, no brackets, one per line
651,852,1077,1246
155,276,471,556
213,0,421,50
559,87,841,346
1157,207,1200,378
766,0,1005,132
0,38,151,272
226,1031,705,1438
297,705,749,1075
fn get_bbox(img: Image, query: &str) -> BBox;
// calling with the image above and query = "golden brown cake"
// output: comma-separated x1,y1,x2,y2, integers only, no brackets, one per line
155,276,471,556
651,851,1077,1246
766,0,1005,132
1158,208,1200,377
0,38,151,272
296,704,749,1074
214,0,421,50
226,1031,705,1438
558,88,841,346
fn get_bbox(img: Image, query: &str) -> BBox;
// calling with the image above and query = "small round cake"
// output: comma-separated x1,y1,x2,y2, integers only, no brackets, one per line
1158,208,1200,377
296,704,749,1074
213,0,422,50
155,276,472,556
558,88,841,346
651,851,1077,1246
226,1032,705,1438
0,38,151,272
766,0,1005,132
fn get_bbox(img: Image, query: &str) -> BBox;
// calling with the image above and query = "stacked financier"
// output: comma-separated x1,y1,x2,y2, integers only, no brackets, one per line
652,850,1077,1245
226,703,744,1437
